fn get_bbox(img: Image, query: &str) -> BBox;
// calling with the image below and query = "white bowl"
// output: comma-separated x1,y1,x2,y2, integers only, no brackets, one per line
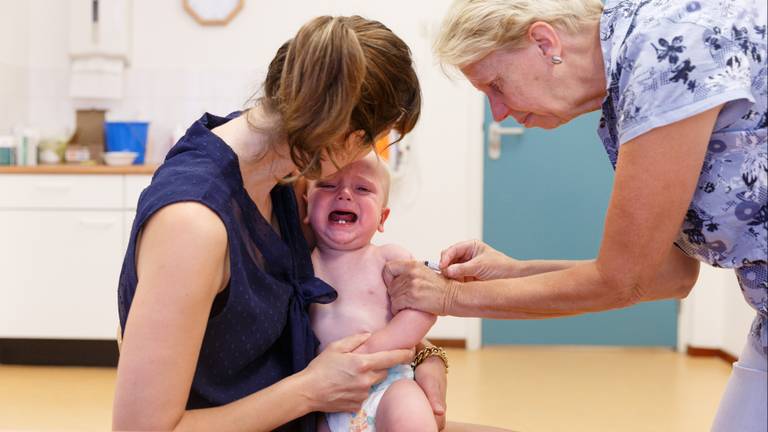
103,151,138,166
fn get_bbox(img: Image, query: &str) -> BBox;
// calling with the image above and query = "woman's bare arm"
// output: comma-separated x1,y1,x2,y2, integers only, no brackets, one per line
113,202,317,431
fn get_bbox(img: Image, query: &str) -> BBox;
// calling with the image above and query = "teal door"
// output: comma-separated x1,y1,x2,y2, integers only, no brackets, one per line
481,105,678,347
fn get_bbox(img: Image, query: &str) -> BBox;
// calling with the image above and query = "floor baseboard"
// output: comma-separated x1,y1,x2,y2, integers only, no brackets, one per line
0,338,119,367
1,339,734,368
686,345,737,365
429,338,466,348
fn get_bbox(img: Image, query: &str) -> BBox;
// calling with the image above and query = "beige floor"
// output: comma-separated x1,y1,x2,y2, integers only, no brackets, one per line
0,346,732,431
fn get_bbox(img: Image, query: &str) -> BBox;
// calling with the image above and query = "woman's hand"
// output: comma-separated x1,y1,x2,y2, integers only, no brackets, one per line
383,261,458,315
414,354,448,430
298,333,413,413
440,240,519,281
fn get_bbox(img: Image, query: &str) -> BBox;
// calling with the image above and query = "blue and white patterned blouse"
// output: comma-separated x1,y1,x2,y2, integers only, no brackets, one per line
598,0,767,350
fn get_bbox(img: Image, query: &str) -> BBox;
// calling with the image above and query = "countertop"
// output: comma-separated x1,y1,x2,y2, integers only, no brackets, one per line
0,165,158,175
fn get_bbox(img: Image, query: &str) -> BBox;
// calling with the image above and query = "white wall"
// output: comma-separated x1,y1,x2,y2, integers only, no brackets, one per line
26,0,75,138
679,265,757,358
11,0,484,346
0,0,29,133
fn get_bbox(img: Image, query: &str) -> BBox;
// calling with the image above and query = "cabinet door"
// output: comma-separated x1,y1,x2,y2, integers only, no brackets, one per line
0,174,122,209
0,210,123,339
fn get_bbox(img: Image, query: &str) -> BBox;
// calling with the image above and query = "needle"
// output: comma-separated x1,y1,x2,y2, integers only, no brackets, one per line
423,260,441,273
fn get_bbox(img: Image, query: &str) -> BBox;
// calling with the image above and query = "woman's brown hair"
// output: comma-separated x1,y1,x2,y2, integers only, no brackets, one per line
254,15,421,179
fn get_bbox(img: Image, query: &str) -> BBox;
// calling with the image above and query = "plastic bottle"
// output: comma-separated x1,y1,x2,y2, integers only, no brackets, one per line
12,128,40,166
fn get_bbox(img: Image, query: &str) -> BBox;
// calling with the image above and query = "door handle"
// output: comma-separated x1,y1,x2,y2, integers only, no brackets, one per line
488,122,524,160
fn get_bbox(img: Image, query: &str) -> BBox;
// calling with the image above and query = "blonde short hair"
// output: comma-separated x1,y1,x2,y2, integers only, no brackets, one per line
434,0,603,68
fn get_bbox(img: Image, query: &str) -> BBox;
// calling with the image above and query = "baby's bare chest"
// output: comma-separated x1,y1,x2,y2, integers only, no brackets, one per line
310,253,393,347
321,258,390,309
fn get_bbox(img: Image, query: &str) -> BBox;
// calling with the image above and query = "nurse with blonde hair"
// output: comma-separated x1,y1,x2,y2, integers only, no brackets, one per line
385,1,767,430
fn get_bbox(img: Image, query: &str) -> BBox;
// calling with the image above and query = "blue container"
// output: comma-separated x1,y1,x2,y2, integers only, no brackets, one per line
104,121,149,164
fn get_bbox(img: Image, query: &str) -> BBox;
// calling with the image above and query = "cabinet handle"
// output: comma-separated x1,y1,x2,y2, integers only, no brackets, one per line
34,182,72,193
77,218,116,229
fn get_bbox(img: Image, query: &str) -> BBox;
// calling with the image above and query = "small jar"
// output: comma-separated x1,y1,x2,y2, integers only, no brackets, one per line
0,136,17,166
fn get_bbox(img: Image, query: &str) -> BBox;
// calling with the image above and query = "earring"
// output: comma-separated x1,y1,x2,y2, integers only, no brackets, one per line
551,55,563,65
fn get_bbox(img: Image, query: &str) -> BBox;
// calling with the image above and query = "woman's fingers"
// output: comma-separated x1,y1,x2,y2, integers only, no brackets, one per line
326,332,371,353
439,240,480,269
442,240,520,281
443,261,476,280
304,342,415,413
365,369,388,388
360,348,413,372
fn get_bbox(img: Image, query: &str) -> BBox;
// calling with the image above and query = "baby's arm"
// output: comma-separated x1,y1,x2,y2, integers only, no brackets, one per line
356,245,437,354
356,309,436,354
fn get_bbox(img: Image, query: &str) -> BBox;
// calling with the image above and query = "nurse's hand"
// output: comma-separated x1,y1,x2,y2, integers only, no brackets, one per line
383,261,458,315
440,240,518,281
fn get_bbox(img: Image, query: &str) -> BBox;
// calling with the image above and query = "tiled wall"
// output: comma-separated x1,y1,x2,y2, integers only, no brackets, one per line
0,0,29,134
0,64,28,134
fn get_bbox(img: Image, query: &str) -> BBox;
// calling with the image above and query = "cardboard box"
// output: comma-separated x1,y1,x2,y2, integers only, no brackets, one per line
72,110,106,162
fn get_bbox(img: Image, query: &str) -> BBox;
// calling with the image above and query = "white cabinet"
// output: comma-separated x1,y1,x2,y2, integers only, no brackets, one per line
0,173,151,340
0,210,123,338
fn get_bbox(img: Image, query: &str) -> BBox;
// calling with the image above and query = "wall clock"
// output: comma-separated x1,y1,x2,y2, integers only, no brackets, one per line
183,0,243,26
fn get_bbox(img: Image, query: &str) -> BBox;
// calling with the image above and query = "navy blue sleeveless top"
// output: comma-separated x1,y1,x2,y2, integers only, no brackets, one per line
117,112,337,432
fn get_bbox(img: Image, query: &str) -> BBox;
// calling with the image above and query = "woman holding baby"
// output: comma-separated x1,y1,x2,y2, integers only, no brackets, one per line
113,13,507,432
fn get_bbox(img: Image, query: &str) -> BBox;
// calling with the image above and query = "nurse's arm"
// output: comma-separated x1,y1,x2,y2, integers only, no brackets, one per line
442,105,719,318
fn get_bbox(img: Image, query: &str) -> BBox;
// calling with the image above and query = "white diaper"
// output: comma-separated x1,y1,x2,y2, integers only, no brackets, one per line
326,363,414,432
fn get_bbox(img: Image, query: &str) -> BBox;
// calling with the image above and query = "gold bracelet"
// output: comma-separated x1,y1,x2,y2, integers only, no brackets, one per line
411,346,449,373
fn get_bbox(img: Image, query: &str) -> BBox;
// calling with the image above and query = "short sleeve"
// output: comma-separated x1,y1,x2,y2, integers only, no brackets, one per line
613,18,760,145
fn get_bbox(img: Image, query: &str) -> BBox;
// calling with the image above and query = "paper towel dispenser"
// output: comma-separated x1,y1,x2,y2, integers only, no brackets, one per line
69,0,132,99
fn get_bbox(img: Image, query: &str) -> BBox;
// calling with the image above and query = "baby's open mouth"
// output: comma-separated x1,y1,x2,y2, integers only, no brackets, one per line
329,211,358,224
